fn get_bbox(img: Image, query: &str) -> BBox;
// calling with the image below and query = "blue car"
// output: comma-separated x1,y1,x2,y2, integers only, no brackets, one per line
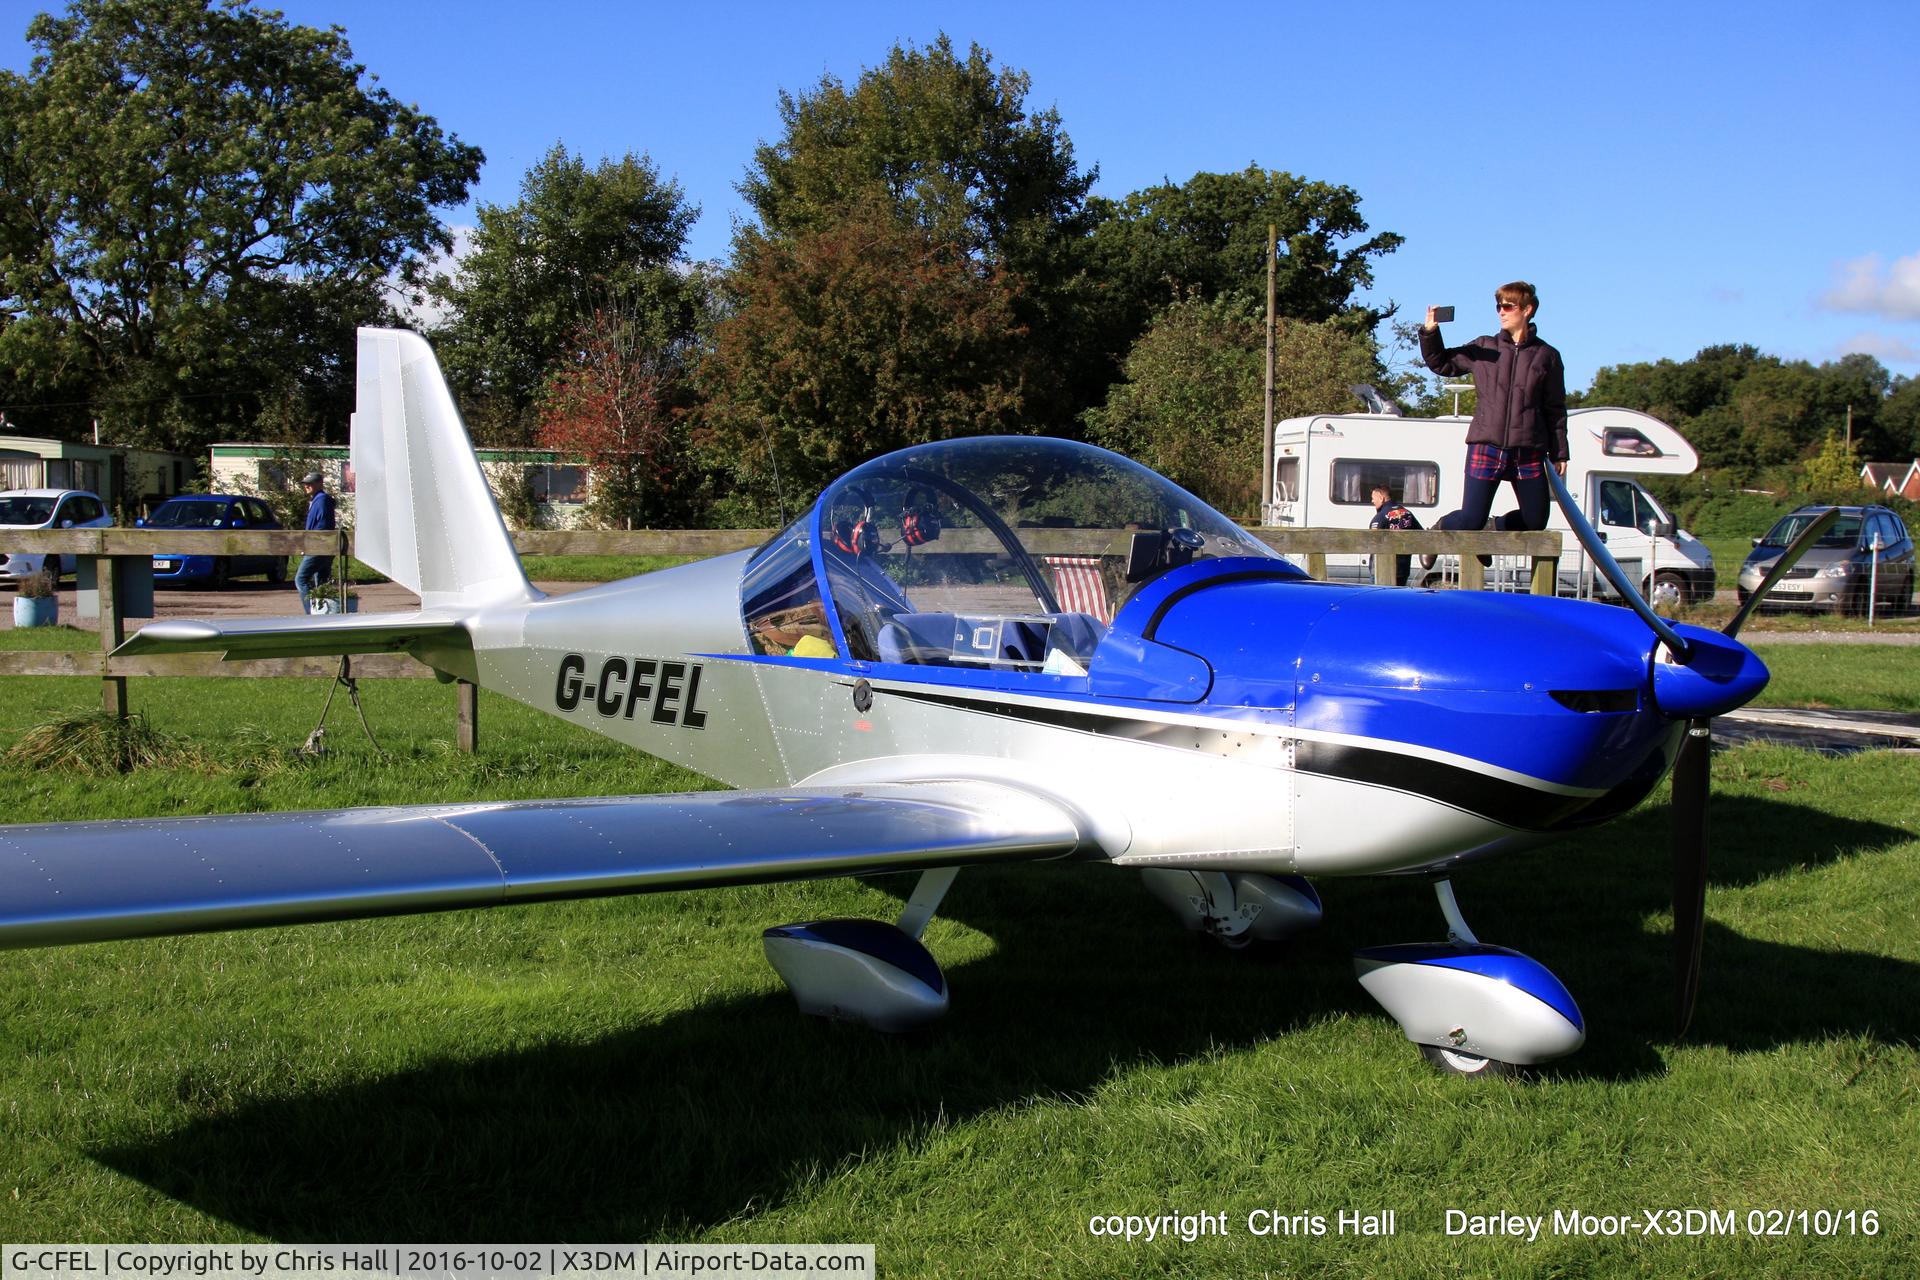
142,494,289,588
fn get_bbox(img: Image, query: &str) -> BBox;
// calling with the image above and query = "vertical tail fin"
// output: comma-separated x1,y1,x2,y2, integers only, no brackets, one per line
350,328,534,608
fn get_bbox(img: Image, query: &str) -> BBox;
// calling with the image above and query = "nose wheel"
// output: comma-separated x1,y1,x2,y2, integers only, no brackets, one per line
1354,878,1585,1076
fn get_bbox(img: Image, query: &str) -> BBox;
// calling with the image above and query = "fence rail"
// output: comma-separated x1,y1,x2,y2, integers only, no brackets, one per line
3,526,1562,749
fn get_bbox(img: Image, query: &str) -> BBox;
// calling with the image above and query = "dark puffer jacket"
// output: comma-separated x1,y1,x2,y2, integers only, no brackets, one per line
1420,324,1568,461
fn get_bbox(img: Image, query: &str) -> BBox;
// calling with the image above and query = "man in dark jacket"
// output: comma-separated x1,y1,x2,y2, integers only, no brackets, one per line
1421,281,1567,535
295,470,337,615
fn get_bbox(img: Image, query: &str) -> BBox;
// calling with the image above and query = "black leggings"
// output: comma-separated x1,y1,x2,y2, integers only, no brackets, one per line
1437,470,1550,532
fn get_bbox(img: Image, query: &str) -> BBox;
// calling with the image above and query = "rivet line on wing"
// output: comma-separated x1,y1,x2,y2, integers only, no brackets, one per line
429,811,511,895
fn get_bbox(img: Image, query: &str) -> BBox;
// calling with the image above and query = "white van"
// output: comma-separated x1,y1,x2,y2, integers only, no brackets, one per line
1270,407,1715,604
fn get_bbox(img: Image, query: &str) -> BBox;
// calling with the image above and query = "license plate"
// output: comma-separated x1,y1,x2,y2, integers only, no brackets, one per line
154,559,175,570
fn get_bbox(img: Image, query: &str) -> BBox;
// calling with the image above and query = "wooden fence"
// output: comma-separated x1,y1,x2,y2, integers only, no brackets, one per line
2,525,1561,750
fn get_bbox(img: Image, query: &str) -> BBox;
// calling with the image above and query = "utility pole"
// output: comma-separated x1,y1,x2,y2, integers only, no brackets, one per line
1262,224,1277,525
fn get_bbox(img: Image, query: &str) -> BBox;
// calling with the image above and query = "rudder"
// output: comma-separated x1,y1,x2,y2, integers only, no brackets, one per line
350,328,533,608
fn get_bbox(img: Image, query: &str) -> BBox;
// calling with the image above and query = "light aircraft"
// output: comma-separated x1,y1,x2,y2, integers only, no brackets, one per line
0,330,1836,1075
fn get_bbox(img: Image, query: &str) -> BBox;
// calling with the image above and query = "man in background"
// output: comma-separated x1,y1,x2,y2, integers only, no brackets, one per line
295,470,336,614
1369,483,1422,586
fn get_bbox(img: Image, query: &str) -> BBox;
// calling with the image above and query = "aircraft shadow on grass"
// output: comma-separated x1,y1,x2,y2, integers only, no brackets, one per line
92,794,1915,1240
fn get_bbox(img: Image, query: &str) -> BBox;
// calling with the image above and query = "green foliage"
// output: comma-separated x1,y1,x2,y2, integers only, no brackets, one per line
429,144,702,444
1803,430,1866,491
1667,486,1795,540
699,203,1040,510
741,34,1093,272
1087,166,1403,341
0,0,480,452
1585,343,1906,478
1083,296,1384,517
731,35,1102,433
1880,374,1920,459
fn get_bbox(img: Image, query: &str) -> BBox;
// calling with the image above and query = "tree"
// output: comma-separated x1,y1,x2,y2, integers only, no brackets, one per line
1083,295,1383,517
1881,375,1920,460
1801,430,1864,492
1086,167,1403,342
535,301,705,530
428,144,700,443
735,35,1100,426
0,0,481,451
741,35,1093,271
699,203,1037,515
1581,345,1903,477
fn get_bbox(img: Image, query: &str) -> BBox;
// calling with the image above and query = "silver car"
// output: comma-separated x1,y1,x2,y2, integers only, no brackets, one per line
0,489,115,585
1737,504,1915,614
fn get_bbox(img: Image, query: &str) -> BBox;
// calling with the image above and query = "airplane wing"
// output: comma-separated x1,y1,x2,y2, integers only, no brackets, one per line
114,611,473,661
0,780,1085,950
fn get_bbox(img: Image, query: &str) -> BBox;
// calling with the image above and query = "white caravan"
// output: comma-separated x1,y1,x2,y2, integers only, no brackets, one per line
1269,406,1716,604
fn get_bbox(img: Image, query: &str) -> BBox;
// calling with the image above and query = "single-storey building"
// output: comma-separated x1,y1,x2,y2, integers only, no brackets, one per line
0,435,198,511
208,442,593,530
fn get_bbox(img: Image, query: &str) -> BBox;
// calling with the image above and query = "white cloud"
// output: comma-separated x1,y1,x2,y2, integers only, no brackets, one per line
1819,252,1920,321
1834,331,1920,367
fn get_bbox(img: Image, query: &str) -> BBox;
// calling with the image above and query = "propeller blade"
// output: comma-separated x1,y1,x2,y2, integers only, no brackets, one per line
1723,507,1844,639
1544,466,1692,662
1671,719,1713,1035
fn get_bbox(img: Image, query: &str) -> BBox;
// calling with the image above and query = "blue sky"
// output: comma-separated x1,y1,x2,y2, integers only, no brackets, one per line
9,0,1918,392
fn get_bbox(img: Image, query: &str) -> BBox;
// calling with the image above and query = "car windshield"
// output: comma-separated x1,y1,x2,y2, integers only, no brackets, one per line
801,436,1277,669
1761,511,1861,549
146,500,229,529
0,497,57,525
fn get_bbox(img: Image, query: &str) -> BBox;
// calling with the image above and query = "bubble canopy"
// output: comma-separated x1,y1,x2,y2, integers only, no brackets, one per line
740,436,1279,673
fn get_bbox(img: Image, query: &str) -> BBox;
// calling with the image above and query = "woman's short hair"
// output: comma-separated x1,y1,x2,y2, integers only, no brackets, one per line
1496,280,1538,316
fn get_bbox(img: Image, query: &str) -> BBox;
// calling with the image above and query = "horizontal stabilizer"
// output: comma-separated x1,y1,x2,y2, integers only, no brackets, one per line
114,611,473,662
0,781,1085,950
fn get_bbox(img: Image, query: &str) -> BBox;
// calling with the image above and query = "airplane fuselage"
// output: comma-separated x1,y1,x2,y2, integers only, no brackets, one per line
463,552,1694,879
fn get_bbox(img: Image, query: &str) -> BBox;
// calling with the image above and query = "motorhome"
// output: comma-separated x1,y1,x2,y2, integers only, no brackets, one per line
1270,406,1715,604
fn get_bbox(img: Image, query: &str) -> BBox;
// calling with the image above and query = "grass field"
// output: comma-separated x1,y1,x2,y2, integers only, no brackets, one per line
1,641,1916,1273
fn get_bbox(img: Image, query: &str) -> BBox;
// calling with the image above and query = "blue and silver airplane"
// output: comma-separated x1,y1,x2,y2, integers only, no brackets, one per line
0,330,1834,1075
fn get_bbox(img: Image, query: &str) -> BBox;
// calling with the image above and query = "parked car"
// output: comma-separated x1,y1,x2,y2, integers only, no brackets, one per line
1737,504,1915,614
140,494,288,588
0,489,114,585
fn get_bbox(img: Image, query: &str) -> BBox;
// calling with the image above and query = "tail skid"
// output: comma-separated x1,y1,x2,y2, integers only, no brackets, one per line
351,328,535,610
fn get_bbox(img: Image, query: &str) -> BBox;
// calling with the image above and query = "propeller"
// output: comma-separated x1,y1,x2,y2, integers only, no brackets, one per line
1545,472,1843,1035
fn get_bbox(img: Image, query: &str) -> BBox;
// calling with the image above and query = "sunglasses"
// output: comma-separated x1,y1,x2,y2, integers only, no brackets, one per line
1496,301,1522,312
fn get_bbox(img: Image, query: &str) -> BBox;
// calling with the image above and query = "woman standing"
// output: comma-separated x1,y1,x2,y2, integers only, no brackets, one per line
1421,281,1567,533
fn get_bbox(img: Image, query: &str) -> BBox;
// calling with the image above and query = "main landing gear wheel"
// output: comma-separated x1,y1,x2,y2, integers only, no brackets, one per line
1419,1044,1521,1077
1353,879,1586,1077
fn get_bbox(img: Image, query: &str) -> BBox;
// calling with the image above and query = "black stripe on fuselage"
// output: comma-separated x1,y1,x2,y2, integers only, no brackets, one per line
872,684,1632,832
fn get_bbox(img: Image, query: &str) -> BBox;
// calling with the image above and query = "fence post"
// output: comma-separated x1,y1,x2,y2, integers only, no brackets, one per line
1457,550,1485,591
96,554,127,719
457,680,479,753
1530,554,1559,596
